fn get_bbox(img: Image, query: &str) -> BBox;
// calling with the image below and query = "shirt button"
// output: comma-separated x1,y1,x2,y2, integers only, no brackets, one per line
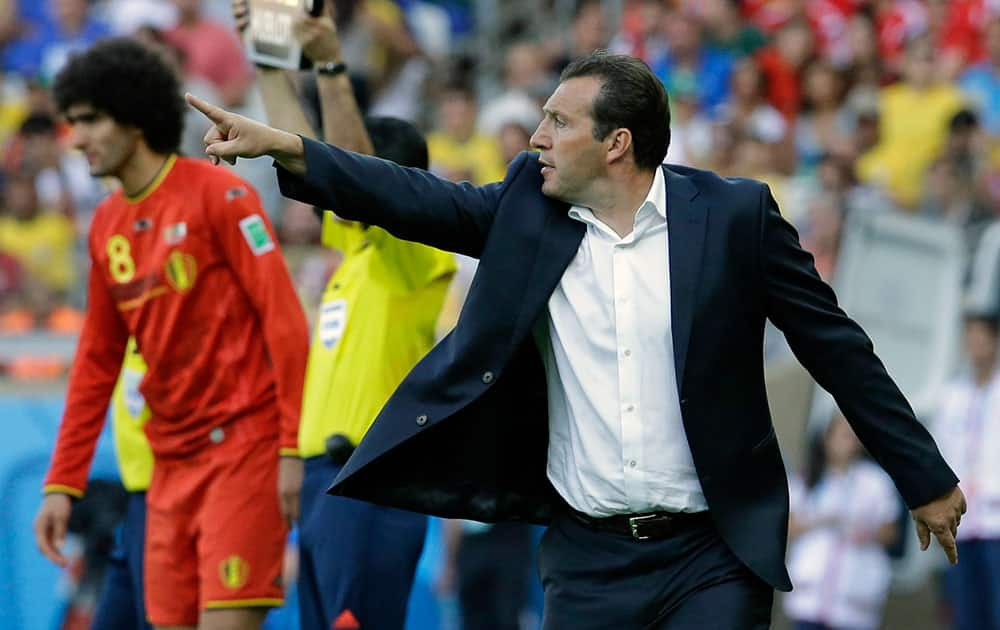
482,371,494,384
623,349,632,357
625,404,634,413
416,414,428,426
209,427,225,444
629,460,637,468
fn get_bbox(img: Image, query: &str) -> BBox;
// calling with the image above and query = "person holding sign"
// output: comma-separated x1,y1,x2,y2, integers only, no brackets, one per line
33,38,309,630
234,1,455,627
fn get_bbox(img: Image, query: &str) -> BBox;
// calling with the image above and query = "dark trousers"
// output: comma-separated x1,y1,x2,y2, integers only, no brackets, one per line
298,456,427,630
538,510,773,630
92,492,150,630
457,523,535,630
944,538,1000,630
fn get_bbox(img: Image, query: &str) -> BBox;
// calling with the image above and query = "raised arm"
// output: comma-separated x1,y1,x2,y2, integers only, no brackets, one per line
234,0,373,155
758,183,965,562
186,94,514,258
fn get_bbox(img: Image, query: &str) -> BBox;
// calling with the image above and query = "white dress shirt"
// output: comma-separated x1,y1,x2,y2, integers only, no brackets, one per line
535,167,708,517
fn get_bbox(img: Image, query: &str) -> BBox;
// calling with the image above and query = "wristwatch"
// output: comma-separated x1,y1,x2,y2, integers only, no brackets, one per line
316,61,348,77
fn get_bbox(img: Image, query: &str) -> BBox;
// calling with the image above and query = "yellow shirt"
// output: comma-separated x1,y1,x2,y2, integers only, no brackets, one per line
297,212,456,457
427,132,506,185
0,213,75,292
110,337,154,492
857,83,965,208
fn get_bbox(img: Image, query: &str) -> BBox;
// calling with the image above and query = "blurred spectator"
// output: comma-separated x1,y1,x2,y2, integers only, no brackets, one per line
856,35,966,209
664,82,713,168
2,0,111,82
701,0,766,57
164,0,252,107
926,0,991,81
611,0,669,62
427,83,505,184
795,61,853,172
784,414,901,630
874,0,928,74
8,112,103,225
651,10,734,118
719,57,788,150
0,170,75,300
922,111,995,259
335,0,424,119
959,17,1000,137
477,41,548,150
932,310,1000,630
757,17,816,121
550,0,610,71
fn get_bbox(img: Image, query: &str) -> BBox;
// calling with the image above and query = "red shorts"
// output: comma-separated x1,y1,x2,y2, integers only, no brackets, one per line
144,418,287,626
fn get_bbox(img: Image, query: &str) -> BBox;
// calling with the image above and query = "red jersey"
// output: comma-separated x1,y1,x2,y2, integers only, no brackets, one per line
44,156,308,495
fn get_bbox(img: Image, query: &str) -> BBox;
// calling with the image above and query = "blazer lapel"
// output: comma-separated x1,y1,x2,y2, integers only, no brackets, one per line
512,196,585,340
664,166,707,393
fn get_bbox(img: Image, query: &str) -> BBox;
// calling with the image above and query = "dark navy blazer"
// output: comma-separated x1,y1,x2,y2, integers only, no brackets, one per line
276,137,957,591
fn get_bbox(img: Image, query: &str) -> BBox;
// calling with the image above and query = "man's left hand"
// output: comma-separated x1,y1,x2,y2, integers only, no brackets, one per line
911,485,966,564
278,456,304,525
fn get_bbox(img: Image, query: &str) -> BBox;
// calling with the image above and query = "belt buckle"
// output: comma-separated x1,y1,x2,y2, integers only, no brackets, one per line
628,513,659,540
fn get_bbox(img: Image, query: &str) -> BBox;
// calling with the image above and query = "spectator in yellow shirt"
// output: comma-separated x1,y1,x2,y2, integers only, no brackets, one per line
427,84,507,184
857,35,966,208
0,170,75,296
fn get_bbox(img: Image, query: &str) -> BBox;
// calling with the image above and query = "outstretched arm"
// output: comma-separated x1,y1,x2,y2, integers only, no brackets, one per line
186,94,511,257
759,184,965,563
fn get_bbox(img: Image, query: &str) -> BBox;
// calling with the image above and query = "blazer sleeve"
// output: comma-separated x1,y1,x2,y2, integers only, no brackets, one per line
758,184,958,509
275,137,523,259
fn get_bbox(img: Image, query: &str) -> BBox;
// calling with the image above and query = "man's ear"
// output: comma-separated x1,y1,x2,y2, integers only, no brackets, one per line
606,128,633,164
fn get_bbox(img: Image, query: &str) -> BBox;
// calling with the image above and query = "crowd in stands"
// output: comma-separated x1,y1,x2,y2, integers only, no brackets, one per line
2,0,999,379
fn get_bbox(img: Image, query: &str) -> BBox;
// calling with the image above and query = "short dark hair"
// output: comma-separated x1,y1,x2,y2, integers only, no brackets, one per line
365,116,429,170
559,50,670,170
53,37,184,154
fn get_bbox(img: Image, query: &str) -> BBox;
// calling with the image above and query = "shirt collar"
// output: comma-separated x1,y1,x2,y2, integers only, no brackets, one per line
568,166,667,224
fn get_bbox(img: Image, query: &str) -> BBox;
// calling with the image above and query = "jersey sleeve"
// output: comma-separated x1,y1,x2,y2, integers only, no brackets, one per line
43,233,129,496
207,179,309,456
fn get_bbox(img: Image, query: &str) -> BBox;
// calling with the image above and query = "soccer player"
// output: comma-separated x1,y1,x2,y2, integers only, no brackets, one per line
234,2,456,626
32,38,309,630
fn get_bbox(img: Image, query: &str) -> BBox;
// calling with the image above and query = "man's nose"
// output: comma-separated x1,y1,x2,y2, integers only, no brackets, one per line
529,125,548,150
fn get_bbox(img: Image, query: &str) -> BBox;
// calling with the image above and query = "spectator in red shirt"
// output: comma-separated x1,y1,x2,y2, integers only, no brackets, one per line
165,0,253,107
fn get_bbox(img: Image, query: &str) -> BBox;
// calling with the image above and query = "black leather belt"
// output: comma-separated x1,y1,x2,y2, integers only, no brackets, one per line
566,509,711,541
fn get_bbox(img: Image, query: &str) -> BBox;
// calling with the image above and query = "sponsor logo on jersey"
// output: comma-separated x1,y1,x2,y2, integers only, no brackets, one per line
163,222,187,245
219,555,250,590
163,251,198,292
239,214,275,256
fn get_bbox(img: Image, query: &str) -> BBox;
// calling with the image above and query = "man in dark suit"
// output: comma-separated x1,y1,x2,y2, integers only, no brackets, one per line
187,51,965,629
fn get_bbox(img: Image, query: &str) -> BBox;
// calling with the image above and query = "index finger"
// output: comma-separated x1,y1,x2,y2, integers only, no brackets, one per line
934,527,959,565
185,93,228,124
